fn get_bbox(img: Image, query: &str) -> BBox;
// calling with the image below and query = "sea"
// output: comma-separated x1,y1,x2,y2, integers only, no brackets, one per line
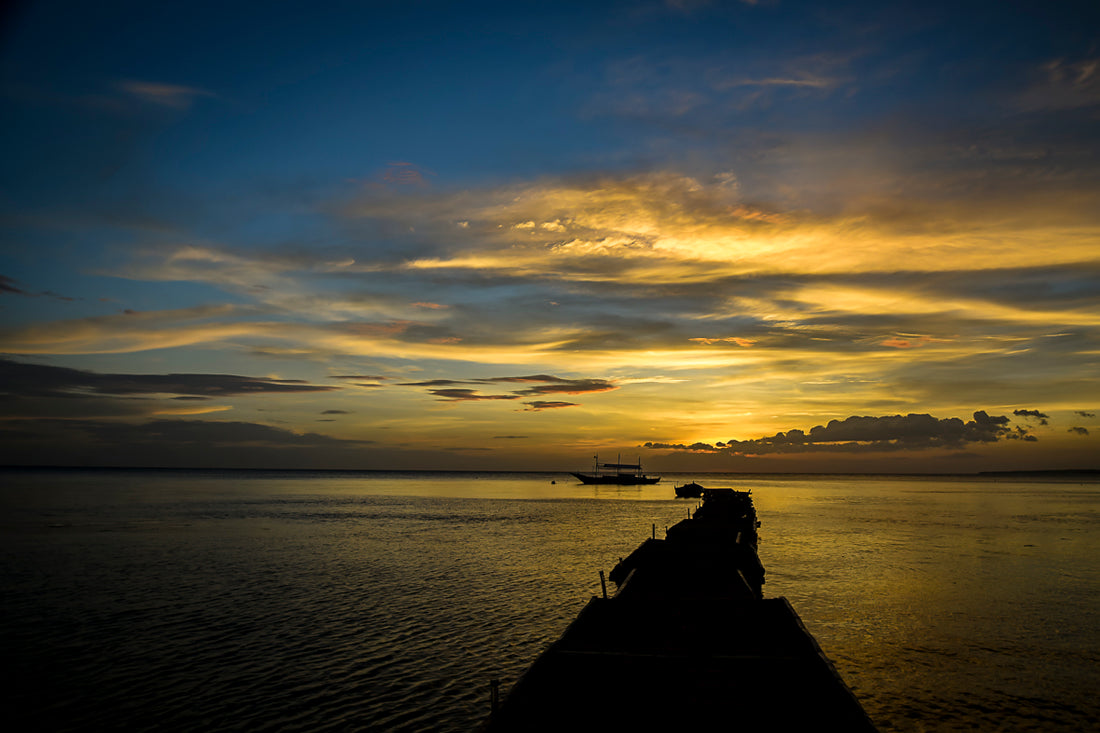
1,468,1097,732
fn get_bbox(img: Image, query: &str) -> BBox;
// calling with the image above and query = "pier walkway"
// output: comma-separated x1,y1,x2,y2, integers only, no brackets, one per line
481,489,878,731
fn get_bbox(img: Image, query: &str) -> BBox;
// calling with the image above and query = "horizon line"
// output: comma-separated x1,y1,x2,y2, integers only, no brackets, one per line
2,465,1097,478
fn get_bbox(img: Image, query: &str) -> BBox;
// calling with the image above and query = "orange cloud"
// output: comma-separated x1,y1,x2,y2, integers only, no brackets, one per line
881,334,954,349
152,405,234,416
690,337,756,347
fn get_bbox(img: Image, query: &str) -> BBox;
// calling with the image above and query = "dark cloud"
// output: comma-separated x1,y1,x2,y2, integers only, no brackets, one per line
1012,426,1039,442
400,374,617,404
427,389,519,402
1013,408,1049,425
492,435,529,439
2,418,371,448
0,418,374,468
0,274,75,301
330,374,388,380
489,375,618,396
399,379,469,387
0,358,337,399
120,420,355,445
918,264,1100,314
1076,410,1096,418
1068,426,1090,436
522,401,577,411
0,275,28,295
647,411,1030,455
488,374,581,384
321,409,349,415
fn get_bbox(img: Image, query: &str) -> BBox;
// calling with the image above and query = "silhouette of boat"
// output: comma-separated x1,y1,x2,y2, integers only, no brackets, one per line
674,481,704,498
571,456,660,485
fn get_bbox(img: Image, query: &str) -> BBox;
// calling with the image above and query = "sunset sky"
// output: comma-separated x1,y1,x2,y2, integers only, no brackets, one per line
2,0,1098,472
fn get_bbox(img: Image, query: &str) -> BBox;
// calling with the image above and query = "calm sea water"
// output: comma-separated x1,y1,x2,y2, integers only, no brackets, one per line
1,469,1097,731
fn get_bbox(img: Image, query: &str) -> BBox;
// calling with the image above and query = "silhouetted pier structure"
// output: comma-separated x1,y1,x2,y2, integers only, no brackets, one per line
482,488,877,731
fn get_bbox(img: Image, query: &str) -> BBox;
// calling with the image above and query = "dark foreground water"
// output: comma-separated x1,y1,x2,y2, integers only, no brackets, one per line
2,469,1098,731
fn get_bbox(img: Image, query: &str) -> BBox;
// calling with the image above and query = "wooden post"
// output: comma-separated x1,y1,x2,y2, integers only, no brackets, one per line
490,678,500,715
651,523,655,539
599,570,608,599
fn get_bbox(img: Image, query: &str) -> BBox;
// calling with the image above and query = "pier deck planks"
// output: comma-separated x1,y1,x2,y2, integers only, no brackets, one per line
481,489,878,731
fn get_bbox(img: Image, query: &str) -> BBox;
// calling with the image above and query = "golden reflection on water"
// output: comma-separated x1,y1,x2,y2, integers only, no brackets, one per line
750,477,1099,731
2,470,1097,732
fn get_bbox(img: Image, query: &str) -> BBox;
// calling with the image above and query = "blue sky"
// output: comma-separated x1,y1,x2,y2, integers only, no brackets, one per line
2,0,1098,470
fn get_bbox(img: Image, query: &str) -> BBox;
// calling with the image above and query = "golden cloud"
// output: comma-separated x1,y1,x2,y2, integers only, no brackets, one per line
346,172,1100,286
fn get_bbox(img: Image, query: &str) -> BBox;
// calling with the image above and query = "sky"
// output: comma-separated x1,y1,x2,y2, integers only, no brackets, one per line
1,0,1098,472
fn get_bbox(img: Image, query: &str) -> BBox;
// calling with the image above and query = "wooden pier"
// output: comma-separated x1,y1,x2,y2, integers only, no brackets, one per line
481,488,878,731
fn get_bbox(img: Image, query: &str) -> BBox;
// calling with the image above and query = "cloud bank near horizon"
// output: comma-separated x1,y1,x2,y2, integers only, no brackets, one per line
645,411,1049,455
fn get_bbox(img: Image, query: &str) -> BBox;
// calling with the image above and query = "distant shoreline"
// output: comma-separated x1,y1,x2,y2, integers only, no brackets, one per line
976,469,1100,477
2,465,1098,480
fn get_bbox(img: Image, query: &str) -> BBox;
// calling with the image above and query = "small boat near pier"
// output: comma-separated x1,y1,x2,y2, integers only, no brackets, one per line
674,481,704,497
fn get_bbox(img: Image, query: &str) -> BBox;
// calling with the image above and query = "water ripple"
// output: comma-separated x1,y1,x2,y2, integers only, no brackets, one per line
3,475,1099,731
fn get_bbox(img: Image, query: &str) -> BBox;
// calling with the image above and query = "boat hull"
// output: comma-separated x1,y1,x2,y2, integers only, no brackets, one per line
571,472,661,485
674,482,704,497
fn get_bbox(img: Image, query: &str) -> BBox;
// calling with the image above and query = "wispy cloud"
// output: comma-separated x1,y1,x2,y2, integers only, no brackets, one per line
0,357,337,400
115,80,215,109
379,161,435,187
1016,57,1100,111
152,405,233,416
0,305,267,354
715,74,837,90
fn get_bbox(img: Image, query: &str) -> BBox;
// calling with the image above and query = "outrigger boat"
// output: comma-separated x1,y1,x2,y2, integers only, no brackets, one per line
571,455,660,485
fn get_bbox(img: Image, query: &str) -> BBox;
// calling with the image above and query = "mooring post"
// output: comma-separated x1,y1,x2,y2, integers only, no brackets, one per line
651,523,655,539
490,678,500,715
599,570,608,599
